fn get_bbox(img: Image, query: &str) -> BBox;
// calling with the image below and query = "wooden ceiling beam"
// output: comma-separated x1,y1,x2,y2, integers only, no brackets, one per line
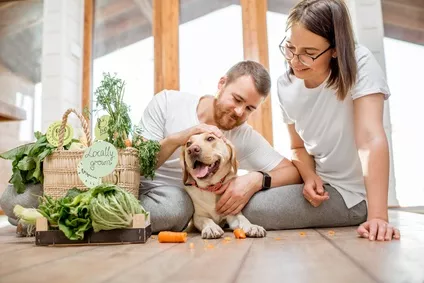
93,22,152,58
94,10,148,44
0,2,19,12
384,24,424,46
383,0,424,9
0,0,43,38
133,0,153,24
0,18,42,38
95,0,135,25
382,1,424,32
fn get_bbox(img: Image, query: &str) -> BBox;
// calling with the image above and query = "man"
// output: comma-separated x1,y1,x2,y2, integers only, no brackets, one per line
138,60,302,233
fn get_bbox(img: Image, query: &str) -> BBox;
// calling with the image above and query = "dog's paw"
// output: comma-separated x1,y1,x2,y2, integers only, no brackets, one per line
201,225,224,239
244,225,267,238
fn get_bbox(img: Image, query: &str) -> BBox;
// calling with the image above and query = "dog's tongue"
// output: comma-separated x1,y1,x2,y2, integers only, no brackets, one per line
194,163,209,178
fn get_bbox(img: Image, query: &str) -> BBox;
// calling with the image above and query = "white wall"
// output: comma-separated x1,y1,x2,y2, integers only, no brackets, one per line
41,0,84,132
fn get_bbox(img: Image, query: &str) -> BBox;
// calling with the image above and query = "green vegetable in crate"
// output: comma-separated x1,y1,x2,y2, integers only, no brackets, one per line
38,188,92,240
13,204,43,225
89,184,147,232
37,184,148,240
13,204,44,236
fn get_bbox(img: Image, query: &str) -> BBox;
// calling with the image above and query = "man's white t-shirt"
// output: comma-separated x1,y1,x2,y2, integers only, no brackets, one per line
277,44,390,209
138,91,284,191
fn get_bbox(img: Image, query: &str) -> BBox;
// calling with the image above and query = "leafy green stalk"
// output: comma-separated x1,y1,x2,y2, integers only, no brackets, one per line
94,73,132,149
132,126,161,180
0,132,55,193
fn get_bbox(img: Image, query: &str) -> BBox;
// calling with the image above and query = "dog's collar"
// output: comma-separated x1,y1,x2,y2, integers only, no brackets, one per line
185,176,227,192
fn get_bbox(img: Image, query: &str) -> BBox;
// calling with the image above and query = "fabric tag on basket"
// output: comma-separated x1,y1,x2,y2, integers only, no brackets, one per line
94,115,110,141
80,140,119,178
46,121,74,147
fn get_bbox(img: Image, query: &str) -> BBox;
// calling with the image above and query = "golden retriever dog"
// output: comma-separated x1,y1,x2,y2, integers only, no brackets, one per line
180,133,266,239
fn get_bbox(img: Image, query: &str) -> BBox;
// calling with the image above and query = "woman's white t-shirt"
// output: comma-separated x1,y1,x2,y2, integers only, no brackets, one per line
277,44,390,209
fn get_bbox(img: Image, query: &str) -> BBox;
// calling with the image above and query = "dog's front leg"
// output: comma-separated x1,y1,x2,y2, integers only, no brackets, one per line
226,214,266,238
193,214,224,239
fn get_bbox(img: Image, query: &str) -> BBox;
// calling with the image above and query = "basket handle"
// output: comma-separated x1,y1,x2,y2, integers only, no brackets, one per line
58,108,92,149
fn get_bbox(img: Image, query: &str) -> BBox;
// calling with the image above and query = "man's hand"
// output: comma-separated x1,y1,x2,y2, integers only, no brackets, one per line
158,123,226,169
184,123,226,144
215,173,260,216
303,174,329,207
357,218,401,241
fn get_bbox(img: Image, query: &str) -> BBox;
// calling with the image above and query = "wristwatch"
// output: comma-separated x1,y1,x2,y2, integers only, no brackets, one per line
257,171,271,190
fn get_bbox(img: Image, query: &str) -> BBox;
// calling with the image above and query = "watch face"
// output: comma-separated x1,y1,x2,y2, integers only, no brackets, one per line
263,175,271,189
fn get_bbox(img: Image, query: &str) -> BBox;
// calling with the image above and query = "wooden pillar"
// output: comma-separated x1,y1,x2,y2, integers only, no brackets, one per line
240,0,273,146
153,0,179,93
82,0,94,120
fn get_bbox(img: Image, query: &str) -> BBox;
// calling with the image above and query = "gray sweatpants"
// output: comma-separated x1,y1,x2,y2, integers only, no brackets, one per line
139,184,367,233
140,186,194,233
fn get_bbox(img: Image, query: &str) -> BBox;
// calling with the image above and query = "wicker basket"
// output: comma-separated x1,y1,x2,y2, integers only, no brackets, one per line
43,109,140,199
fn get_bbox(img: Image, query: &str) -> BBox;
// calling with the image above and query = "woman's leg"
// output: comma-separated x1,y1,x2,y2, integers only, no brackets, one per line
242,184,367,230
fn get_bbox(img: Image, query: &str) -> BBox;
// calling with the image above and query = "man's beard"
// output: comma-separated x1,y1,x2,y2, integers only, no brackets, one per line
213,98,244,130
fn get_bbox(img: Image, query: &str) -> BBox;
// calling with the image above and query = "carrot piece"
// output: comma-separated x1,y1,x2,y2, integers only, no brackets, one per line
234,228,246,239
299,232,306,236
206,244,214,249
158,231,187,243
328,230,335,236
189,243,195,249
125,139,132,147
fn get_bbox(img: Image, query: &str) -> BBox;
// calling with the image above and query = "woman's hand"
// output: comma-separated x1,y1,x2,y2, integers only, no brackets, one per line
357,218,401,241
303,174,329,207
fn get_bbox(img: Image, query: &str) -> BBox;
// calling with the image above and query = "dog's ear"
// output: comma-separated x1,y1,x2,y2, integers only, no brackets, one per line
226,140,239,175
180,145,195,185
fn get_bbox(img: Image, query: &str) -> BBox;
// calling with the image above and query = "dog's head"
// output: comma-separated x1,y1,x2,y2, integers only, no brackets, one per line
180,133,238,187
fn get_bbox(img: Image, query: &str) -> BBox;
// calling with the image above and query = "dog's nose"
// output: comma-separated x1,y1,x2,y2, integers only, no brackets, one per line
187,145,201,156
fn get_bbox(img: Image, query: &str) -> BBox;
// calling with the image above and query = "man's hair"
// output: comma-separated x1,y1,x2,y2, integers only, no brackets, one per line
287,0,357,100
225,60,271,97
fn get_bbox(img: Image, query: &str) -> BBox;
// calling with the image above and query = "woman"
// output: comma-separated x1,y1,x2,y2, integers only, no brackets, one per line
276,0,400,241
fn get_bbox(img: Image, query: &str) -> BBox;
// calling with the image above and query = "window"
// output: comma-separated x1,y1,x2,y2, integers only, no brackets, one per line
179,0,243,95
92,0,154,124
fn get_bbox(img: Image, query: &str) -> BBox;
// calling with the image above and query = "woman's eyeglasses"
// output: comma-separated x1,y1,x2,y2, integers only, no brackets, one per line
279,37,333,67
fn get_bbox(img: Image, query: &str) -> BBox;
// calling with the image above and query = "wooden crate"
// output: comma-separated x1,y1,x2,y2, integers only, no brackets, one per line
35,214,151,246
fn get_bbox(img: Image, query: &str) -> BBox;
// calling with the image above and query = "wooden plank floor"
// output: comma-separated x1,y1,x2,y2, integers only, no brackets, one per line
0,210,423,283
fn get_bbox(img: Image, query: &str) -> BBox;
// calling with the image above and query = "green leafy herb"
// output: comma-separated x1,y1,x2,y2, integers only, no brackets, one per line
93,73,161,180
0,132,55,193
94,73,132,149
0,132,79,193
132,127,161,180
